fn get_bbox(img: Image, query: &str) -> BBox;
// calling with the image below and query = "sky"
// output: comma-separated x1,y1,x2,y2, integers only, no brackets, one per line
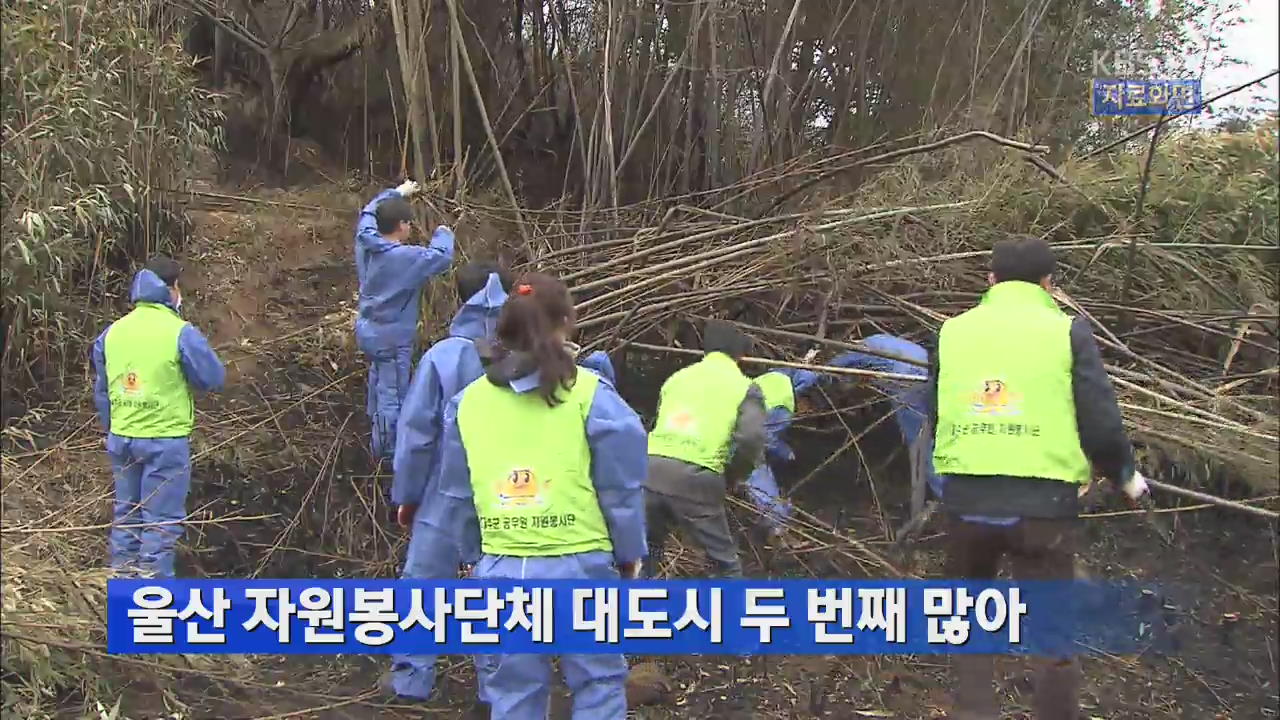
1201,0,1279,116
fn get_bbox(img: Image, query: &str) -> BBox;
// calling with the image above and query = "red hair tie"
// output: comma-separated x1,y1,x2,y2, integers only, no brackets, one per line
516,283,534,296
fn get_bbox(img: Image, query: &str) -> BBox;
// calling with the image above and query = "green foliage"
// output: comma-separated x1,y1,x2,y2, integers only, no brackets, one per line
0,0,222,384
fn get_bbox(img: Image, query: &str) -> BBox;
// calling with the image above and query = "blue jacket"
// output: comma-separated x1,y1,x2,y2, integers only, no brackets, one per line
830,334,929,444
91,269,226,433
578,351,616,385
831,335,1013,523
426,366,648,565
391,273,507,508
354,189,455,353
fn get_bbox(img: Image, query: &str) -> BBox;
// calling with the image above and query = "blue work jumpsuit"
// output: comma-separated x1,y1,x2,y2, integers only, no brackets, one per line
354,188,454,460
428,360,646,720
91,269,226,578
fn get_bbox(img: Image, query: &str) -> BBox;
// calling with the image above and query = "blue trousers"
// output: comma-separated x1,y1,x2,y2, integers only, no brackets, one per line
473,551,629,720
107,435,191,578
365,345,413,460
746,463,792,534
387,516,496,702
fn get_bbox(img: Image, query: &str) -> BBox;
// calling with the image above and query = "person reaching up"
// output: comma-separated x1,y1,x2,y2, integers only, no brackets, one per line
353,179,455,461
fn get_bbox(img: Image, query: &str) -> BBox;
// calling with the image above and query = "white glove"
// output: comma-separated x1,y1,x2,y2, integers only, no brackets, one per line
395,179,420,197
1121,469,1151,501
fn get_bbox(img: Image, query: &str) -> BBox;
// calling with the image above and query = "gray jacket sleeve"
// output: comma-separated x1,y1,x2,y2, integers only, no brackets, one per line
724,384,767,486
1069,317,1134,483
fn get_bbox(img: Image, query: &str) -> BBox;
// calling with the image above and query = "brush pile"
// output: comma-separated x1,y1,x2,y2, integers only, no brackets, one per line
439,124,1279,495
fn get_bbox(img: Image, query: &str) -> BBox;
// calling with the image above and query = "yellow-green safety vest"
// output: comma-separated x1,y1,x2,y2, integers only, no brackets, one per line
931,281,1091,484
647,352,752,474
103,303,195,438
457,370,612,557
753,371,795,412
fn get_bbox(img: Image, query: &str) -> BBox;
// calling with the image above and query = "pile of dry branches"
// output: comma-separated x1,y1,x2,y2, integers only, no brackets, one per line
438,126,1279,496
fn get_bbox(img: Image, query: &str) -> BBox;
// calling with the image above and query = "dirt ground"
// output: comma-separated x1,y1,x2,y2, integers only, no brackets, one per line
14,183,1278,720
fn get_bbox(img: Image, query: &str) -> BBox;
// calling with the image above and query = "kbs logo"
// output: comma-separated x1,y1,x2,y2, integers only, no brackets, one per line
1092,49,1155,78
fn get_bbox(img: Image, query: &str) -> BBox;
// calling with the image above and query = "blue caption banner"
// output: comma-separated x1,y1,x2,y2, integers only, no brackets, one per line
106,579,1167,656
1091,78,1202,116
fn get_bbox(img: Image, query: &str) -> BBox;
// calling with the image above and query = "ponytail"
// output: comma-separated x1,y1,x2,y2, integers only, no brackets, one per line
493,272,577,406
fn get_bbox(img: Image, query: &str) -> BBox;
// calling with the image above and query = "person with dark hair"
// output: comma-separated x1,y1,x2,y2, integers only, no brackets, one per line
383,260,513,704
926,235,1148,720
91,255,226,577
427,272,647,719
353,178,456,461
644,319,767,577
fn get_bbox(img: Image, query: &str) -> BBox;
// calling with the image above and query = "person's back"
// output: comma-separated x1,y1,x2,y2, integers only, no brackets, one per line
647,354,753,473
644,320,765,578
91,257,225,578
926,236,1143,720
830,335,938,504
429,272,647,720
383,262,512,703
352,180,456,460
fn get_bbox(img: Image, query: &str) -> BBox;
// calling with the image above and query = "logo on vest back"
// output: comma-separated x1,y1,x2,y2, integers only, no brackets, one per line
497,468,546,509
665,409,697,434
121,371,143,395
968,379,1023,416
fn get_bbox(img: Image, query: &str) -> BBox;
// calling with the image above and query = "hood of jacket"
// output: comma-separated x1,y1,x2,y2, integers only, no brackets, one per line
476,338,584,388
477,339,537,387
357,224,400,257
130,269,178,310
449,272,508,340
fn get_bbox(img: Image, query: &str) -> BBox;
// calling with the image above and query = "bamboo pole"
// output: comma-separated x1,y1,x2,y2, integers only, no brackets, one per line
450,3,464,196
623,342,925,382
388,0,428,182
1146,479,1279,521
442,0,532,247
406,0,440,175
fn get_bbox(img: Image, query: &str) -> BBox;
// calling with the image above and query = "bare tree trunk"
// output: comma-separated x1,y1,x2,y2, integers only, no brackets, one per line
704,0,720,191
212,0,229,88
388,0,428,180
601,0,620,207
407,0,441,174
451,2,464,194
549,0,589,201
443,0,531,246
753,0,804,169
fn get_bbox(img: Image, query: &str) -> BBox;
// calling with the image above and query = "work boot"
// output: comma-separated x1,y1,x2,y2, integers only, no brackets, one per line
1032,656,1081,720
951,654,999,720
